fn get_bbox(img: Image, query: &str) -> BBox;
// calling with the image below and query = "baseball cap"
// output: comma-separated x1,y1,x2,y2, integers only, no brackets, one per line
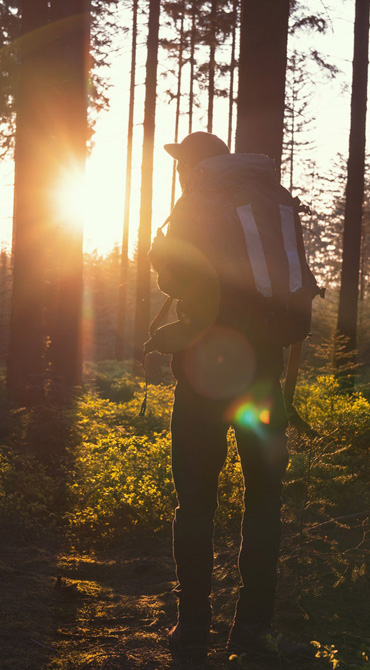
164,131,230,167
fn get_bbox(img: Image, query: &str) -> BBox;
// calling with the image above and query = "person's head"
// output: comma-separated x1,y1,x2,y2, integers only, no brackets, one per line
164,131,230,190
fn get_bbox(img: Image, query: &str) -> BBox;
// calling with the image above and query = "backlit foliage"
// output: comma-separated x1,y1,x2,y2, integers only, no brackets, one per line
1,362,370,665
1,364,370,550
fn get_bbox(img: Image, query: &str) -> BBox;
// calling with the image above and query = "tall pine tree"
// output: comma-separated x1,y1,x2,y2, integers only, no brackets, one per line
235,0,290,173
7,0,50,399
134,0,161,363
116,0,138,361
49,0,90,389
336,0,370,374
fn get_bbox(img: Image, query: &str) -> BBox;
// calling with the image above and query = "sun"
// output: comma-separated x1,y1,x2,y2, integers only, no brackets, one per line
53,163,87,230
52,137,178,256
53,156,126,251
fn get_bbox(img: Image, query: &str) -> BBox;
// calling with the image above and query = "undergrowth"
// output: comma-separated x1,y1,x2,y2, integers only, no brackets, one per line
0,361,370,667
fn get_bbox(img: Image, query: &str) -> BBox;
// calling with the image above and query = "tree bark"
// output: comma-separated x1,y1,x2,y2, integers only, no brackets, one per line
134,0,161,363
48,0,90,389
336,0,369,363
227,0,238,149
235,0,290,176
188,0,196,133
0,250,9,359
207,0,217,133
116,0,138,361
7,0,50,399
171,5,184,210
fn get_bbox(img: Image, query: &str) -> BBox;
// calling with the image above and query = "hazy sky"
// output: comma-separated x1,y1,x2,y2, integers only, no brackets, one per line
0,0,366,255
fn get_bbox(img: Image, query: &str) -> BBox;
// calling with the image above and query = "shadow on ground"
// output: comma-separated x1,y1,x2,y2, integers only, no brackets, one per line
1,534,335,670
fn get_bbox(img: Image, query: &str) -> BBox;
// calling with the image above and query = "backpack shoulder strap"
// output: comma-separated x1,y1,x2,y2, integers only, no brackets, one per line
149,296,174,337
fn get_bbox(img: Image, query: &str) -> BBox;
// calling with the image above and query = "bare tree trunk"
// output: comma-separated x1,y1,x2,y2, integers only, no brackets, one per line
188,0,196,133
134,0,161,363
289,84,296,194
171,6,185,210
360,230,367,301
336,0,369,370
7,0,50,400
207,0,217,133
49,0,90,389
235,0,290,176
0,250,9,360
116,0,138,361
227,0,238,149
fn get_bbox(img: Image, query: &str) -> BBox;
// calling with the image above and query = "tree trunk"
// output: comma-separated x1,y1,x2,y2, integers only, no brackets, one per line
207,0,217,133
336,0,369,368
0,250,9,359
227,0,238,149
7,0,50,400
188,0,196,133
48,0,90,389
235,0,290,176
359,229,367,301
289,74,296,194
116,0,138,361
171,6,185,210
134,0,161,363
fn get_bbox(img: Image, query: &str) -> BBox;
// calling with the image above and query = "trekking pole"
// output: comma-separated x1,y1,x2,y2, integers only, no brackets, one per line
139,296,174,417
284,341,318,436
139,214,173,416
284,341,302,405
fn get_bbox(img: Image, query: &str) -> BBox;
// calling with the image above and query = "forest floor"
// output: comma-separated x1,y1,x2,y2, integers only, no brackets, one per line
2,525,369,670
2,364,370,669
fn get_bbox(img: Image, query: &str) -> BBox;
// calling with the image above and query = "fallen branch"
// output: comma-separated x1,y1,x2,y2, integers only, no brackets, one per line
305,510,370,531
30,637,54,651
285,510,370,542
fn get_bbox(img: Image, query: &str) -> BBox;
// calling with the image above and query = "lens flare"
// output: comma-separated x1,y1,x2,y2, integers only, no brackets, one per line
183,325,256,399
234,402,260,429
226,394,271,434
260,409,271,425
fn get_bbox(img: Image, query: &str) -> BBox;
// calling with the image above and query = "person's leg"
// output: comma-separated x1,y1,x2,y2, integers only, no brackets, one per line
233,383,289,626
228,384,315,661
171,382,228,619
234,424,288,626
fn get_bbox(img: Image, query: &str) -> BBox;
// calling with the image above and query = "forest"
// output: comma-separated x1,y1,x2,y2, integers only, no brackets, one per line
0,0,370,669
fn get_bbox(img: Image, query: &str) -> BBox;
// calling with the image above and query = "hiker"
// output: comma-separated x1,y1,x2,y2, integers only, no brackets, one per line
145,131,316,664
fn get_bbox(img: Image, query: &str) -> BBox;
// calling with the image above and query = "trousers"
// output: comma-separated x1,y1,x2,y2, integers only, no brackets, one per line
171,379,289,625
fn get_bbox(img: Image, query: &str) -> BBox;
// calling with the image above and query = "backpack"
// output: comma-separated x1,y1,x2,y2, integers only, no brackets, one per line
149,157,322,352
182,181,321,350
230,192,321,348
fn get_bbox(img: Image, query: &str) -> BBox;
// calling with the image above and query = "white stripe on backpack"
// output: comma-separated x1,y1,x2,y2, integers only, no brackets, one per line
279,204,303,293
236,203,273,298
236,203,303,298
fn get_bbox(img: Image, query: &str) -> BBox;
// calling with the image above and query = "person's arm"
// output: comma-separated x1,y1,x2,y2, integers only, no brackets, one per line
149,195,197,299
146,195,219,354
148,228,186,298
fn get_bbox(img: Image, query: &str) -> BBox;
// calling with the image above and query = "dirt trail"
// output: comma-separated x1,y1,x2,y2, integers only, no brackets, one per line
0,537,328,670
0,538,231,669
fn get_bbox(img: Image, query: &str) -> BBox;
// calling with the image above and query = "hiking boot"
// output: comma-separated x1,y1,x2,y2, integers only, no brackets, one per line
227,622,316,662
169,616,211,665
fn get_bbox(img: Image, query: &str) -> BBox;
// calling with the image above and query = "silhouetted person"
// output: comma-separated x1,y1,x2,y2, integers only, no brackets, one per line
146,131,315,665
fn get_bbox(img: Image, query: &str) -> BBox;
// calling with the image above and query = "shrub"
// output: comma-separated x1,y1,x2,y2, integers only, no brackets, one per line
0,446,57,538
65,380,175,542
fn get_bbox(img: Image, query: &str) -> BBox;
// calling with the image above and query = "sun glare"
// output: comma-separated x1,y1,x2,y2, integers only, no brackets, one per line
54,166,87,229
